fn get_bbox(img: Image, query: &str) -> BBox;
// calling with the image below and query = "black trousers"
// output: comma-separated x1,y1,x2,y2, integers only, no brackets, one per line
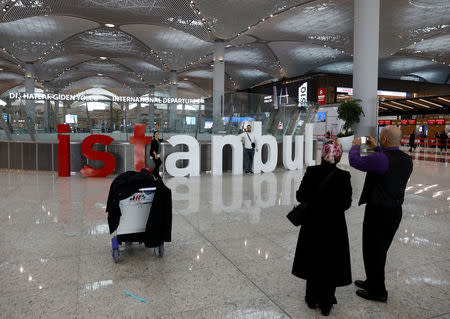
440,141,447,151
152,157,162,177
305,279,336,309
362,204,402,295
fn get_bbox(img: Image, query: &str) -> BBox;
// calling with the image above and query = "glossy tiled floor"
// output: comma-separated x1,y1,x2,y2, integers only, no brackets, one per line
0,154,449,319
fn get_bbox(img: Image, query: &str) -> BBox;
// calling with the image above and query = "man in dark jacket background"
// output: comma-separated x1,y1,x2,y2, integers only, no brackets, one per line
349,126,413,303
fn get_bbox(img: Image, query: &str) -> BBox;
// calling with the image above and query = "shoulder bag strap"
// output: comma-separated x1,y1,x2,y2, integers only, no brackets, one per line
246,131,253,143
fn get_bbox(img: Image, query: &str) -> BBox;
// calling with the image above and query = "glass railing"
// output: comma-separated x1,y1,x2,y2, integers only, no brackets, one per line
0,90,319,142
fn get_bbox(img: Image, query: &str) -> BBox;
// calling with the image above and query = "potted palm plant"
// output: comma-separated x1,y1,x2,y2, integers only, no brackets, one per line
337,99,364,151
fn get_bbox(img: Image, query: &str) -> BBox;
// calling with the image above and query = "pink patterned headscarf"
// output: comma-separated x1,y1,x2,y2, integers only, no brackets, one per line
321,140,343,164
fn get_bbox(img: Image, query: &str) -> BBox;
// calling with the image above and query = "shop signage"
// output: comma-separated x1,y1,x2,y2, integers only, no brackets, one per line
384,120,392,125
401,120,408,125
427,119,436,125
436,119,445,125
378,120,385,125
318,88,326,105
336,87,407,97
408,119,416,125
9,92,204,105
57,122,314,178
298,82,308,106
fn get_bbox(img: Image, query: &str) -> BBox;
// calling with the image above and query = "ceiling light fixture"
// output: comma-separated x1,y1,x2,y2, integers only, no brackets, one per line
390,101,413,109
97,73,103,76
100,57,107,60
437,97,450,103
406,100,430,109
418,99,443,108
105,24,115,28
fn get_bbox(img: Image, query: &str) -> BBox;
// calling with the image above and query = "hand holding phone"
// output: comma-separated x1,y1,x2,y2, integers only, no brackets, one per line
361,136,367,144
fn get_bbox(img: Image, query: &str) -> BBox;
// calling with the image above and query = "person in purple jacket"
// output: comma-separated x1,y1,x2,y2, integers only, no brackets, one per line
349,126,413,303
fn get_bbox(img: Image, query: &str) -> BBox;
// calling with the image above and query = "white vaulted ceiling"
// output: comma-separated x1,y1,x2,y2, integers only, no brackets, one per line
0,0,448,97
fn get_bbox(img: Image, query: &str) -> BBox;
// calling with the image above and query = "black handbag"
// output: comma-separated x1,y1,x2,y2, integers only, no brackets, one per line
287,202,310,226
287,168,336,226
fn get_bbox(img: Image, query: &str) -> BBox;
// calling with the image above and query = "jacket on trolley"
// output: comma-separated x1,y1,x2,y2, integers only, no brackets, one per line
144,180,172,248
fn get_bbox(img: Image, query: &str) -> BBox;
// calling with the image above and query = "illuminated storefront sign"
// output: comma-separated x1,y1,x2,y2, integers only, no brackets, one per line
8,92,204,104
318,88,326,105
298,82,308,106
336,87,408,98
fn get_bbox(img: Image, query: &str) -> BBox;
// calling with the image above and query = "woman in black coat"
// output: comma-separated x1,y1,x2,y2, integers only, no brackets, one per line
150,131,169,178
292,141,352,316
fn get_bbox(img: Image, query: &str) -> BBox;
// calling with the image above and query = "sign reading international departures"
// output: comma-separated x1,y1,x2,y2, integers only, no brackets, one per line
8,92,205,104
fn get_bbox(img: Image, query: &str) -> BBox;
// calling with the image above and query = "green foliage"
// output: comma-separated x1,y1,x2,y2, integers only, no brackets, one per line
337,99,364,136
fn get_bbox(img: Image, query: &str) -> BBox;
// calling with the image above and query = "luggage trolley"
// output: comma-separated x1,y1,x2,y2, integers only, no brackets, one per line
111,187,164,263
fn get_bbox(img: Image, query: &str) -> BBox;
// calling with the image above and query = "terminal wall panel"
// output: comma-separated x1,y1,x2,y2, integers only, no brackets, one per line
107,144,125,174
23,143,37,171
0,142,8,169
124,144,134,172
38,143,53,171
70,143,87,173
200,143,211,171
9,142,22,170
52,143,58,172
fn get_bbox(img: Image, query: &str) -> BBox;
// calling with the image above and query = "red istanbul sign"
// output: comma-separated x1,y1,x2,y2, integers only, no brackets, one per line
384,120,392,125
57,123,152,178
378,120,385,125
427,119,436,125
436,119,445,125
318,88,327,105
401,120,408,125
408,120,416,125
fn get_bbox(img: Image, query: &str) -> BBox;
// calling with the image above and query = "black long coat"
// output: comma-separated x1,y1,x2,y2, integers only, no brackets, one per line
292,162,353,287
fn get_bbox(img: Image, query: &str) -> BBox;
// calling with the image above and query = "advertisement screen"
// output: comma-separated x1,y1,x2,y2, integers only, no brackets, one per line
186,116,196,125
204,121,213,129
65,114,78,124
317,112,326,122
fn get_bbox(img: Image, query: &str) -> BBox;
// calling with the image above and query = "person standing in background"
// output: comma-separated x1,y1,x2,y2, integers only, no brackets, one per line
150,131,170,179
349,126,413,303
435,132,440,149
408,132,416,152
440,131,448,152
239,124,258,175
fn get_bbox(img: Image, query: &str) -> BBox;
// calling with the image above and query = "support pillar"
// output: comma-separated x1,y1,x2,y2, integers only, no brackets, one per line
148,86,155,130
109,101,113,132
169,71,178,131
352,0,380,137
44,100,51,131
24,63,36,140
213,40,225,133
136,101,142,123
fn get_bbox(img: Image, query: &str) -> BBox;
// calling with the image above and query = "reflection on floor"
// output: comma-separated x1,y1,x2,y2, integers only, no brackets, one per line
0,155,449,318
400,146,450,163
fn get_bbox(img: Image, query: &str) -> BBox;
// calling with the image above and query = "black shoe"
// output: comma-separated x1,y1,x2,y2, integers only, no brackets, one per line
354,280,369,290
356,289,388,303
319,305,331,316
304,296,317,309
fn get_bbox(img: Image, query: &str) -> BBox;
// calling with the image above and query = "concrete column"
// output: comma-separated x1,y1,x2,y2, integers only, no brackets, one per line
148,86,155,130
352,0,380,137
62,101,68,123
24,63,36,140
169,71,178,131
136,101,142,123
213,40,225,133
44,100,51,131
